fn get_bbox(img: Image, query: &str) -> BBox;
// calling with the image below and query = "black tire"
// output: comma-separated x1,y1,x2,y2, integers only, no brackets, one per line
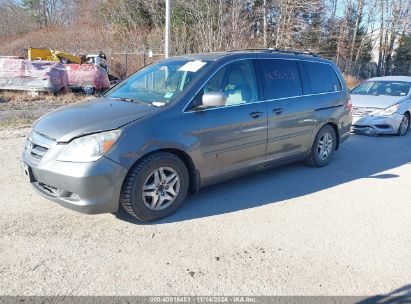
397,113,410,136
120,152,189,222
306,124,337,167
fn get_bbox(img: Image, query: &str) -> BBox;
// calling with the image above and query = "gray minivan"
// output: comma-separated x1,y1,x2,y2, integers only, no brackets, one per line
22,50,352,221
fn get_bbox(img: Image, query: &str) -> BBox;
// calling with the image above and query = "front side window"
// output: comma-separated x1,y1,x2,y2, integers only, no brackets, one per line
104,59,209,105
304,62,342,94
196,60,258,107
259,59,303,100
351,81,411,97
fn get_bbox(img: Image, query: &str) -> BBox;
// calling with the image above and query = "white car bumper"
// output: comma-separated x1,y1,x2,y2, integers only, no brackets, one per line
351,113,404,135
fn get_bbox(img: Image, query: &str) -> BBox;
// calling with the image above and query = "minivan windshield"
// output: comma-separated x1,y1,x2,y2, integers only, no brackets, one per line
104,59,209,105
351,81,411,97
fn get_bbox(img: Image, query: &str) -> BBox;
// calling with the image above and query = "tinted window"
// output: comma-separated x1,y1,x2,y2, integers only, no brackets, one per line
304,62,342,94
259,59,303,100
200,60,258,107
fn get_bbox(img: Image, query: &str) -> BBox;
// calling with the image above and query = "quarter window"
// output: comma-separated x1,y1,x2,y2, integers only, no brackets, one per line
304,62,342,94
259,59,303,100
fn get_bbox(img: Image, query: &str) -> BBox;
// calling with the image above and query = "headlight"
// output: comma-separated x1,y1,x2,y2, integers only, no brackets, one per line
57,130,121,162
24,133,32,151
371,104,400,116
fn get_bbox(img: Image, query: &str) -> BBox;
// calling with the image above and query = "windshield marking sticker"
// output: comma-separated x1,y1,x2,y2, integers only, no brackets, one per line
152,101,166,107
178,60,207,72
164,92,174,98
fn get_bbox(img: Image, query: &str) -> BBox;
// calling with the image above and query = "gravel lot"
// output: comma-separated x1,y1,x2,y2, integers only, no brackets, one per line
0,124,410,297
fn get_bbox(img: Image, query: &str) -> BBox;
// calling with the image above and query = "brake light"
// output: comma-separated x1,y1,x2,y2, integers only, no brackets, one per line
346,99,353,112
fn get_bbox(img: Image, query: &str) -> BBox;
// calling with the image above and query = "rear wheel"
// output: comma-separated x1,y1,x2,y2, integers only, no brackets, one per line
120,152,189,222
397,113,410,136
306,124,337,167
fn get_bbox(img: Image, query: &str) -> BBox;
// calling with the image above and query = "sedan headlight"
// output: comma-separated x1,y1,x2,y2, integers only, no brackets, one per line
57,130,121,162
371,104,400,116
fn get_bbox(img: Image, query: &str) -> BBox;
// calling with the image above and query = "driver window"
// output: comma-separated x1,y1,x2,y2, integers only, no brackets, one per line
201,60,258,107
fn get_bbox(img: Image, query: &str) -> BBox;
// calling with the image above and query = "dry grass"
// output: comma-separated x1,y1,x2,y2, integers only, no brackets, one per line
0,91,89,128
0,25,159,77
0,91,85,104
0,118,34,128
344,75,362,89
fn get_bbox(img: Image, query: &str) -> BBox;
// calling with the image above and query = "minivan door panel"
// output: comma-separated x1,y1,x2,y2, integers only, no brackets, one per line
191,59,268,182
196,103,268,181
257,58,314,162
266,97,314,161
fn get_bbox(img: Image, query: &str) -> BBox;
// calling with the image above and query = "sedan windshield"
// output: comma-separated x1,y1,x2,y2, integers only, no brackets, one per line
104,59,209,105
351,81,411,97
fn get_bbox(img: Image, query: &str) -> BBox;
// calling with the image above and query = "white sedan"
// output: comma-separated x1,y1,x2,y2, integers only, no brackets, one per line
351,76,411,136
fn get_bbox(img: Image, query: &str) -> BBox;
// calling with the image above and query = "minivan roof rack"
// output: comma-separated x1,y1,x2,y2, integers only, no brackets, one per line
228,48,320,57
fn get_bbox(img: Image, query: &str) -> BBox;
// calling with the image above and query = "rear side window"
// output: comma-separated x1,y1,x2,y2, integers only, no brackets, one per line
304,62,342,94
259,59,303,100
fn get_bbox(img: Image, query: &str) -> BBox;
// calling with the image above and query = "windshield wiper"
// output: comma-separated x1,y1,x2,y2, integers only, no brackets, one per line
109,97,151,106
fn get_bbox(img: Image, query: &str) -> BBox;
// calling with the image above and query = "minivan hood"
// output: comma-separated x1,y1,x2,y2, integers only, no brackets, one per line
33,98,157,142
350,94,406,109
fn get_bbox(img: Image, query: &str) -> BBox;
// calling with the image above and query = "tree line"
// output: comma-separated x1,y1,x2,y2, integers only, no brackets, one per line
0,0,410,78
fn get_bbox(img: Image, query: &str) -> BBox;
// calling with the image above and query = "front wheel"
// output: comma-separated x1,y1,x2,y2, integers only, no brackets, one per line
397,113,410,136
120,152,189,222
306,124,337,167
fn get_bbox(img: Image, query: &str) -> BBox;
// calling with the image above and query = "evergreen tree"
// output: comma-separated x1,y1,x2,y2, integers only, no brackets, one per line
392,35,411,76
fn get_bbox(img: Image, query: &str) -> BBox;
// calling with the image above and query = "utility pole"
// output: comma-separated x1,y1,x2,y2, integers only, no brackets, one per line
165,0,171,58
263,0,267,48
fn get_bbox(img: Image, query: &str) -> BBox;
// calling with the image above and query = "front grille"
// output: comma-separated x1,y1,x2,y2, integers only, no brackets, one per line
38,182,60,197
352,107,379,117
25,131,55,162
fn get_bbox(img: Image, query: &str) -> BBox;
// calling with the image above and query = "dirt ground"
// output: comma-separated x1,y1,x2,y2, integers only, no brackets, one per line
0,100,410,298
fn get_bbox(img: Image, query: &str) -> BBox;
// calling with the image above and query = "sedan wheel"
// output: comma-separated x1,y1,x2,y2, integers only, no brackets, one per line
398,114,410,136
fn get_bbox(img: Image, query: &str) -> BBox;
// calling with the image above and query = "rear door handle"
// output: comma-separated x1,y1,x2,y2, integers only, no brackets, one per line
249,111,263,119
273,107,283,115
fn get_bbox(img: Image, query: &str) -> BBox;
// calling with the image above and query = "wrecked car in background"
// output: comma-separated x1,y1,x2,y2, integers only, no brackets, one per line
0,57,68,94
64,63,110,94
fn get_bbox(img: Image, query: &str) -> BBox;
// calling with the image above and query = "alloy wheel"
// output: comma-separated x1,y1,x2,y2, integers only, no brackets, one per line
141,167,180,211
317,132,333,161
399,115,409,136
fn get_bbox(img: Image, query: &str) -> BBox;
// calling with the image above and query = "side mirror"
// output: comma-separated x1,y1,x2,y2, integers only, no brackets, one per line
202,91,226,108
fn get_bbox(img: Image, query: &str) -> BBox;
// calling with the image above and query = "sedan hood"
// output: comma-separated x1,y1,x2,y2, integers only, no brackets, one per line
350,94,406,109
33,98,158,142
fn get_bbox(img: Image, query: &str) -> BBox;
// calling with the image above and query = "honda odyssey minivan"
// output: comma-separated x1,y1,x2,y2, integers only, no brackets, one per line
22,50,352,221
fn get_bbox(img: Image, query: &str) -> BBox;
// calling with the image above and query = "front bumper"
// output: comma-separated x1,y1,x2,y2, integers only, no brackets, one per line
22,148,128,215
351,113,403,135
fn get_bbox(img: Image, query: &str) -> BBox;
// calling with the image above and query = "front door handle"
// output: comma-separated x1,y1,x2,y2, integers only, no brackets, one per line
273,107,283,115
249,111,263,119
